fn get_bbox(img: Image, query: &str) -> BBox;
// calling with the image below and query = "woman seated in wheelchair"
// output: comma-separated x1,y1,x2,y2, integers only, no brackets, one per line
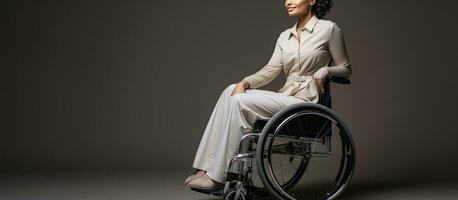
185,0,352,196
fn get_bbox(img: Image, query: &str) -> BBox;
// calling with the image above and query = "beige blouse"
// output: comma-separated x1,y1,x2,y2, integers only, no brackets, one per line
242,14,352,103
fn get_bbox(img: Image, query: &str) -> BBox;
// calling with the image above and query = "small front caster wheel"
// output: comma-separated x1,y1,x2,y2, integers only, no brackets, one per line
223,188,252,200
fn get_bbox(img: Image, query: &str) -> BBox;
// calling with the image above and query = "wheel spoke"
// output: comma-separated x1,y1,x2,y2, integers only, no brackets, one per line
258,108,354,200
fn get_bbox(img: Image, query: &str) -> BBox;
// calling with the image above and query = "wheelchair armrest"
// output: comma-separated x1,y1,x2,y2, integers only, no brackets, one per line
329,76,350,84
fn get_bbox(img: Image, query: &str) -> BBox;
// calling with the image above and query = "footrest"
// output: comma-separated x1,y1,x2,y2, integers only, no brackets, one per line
190,187,224,196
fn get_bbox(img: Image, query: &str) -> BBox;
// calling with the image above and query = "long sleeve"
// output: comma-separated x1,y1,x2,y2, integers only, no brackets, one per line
242,33,283,89
313,23,352,80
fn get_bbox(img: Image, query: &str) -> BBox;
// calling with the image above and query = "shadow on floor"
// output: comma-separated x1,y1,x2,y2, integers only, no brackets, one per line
339,178,458,199
192,178,458,200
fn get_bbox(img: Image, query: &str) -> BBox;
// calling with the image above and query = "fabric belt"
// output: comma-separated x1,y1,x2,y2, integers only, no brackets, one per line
286,75,313,82
286,75,314,91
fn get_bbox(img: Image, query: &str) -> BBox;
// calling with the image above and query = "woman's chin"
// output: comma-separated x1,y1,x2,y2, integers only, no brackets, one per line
287,11,299,17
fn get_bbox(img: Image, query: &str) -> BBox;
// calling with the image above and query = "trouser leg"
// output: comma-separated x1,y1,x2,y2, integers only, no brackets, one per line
192,83,238,174
193,83,307,183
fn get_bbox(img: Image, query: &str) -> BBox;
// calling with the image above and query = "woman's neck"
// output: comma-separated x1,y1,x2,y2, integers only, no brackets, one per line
296,12,314,31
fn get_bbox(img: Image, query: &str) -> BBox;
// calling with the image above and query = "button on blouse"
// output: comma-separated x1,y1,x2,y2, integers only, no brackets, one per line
242,15,352,103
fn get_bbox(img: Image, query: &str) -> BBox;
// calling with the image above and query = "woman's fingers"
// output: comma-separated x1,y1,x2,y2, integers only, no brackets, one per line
230,88,236,96
314,78,319,94
230,86,245,96
315,78,323,94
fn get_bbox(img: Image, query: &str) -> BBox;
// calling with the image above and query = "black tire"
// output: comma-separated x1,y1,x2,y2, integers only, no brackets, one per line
256,102,356,200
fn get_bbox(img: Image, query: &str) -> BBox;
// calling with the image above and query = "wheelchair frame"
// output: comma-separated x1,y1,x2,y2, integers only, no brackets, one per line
191,76,354,200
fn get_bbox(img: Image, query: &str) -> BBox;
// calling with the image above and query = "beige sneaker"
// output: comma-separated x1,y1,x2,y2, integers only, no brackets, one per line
184,170,206,185
187,174,224,190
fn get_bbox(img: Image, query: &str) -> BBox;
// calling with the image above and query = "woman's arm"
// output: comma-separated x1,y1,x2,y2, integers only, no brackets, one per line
313,23,352,80
242,33,283,89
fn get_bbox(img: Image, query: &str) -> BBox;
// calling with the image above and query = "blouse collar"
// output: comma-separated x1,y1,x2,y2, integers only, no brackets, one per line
288,14,319,40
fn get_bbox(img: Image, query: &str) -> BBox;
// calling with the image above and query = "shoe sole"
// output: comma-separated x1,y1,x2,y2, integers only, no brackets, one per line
190,187,224,196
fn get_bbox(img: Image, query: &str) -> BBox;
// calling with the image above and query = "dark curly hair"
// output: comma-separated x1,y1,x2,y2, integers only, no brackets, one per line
312,0,334,19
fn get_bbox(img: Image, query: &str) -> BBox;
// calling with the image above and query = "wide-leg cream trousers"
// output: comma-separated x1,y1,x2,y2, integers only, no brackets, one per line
192,83,307,183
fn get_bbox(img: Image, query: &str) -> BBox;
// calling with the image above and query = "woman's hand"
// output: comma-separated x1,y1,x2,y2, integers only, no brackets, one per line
314,78,324,95
313,67,330,95
230,80,250,96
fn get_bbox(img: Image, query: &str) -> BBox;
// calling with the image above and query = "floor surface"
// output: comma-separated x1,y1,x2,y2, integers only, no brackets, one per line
1,170,457,200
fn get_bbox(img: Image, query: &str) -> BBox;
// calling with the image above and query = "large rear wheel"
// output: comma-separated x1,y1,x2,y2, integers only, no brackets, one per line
256,103,356,200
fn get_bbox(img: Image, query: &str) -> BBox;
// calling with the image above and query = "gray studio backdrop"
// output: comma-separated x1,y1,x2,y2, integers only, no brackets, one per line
2,0,458,183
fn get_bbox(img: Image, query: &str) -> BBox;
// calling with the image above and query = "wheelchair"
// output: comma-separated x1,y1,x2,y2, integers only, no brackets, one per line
192,76,356,200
